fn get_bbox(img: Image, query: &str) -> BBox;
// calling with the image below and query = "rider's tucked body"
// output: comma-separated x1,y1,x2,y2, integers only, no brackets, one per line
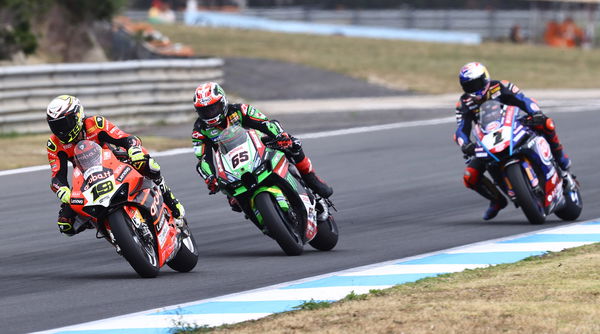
454,62,571,220
46,95,185,235
191,82,333,210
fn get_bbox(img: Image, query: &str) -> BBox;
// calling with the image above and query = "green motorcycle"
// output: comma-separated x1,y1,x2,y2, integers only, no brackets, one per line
214,125,338,256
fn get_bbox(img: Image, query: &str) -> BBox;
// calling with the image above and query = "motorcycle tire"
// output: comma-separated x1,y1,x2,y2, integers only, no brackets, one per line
167,219,199,272
255,192,303,256
309,215,338,251
506,163,546,224
108,209,160,278
555,189,583,221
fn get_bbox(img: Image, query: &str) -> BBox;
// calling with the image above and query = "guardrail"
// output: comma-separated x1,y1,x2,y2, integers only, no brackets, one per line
125,8,595,43
0,58,224,134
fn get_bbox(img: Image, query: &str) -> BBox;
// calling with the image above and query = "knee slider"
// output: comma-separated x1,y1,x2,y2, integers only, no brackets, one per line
463,167,481,189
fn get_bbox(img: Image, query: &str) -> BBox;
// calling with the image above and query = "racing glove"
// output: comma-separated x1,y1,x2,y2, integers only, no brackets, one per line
274,132,293,149
205,175,220,195
530,113,548,126
56,186,71,204
128,146,147,170
57,216,76,236
461,142,476,157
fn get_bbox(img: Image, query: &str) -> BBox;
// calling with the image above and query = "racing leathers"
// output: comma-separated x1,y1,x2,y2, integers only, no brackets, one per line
454,80,571,220
47,116,184,235
192,103,333,208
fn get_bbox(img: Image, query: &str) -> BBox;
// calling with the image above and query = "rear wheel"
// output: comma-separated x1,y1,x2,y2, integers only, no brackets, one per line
108,209,160,278
167,219,199,272
505,163,546,224
555,188,583,221
255,192,303,256
309,215,338,251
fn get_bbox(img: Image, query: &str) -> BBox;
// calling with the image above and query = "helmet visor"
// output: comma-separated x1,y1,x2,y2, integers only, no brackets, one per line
461,76,489,95
195,100,225,126
48,114,78,143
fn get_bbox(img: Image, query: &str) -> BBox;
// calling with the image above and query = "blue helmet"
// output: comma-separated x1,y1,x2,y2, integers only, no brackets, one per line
459,62,490,100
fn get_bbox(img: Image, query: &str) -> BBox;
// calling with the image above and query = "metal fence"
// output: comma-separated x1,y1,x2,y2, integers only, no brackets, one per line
240,8,597,42
0,58,224,134
127,8,597,42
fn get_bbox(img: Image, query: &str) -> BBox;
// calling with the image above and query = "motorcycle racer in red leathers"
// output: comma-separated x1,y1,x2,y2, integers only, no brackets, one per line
46,95,185,235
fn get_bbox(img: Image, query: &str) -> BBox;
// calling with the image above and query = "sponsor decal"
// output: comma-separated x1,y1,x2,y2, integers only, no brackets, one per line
485,121,501,132
157,220,169,245
117,166,132,182
70,198,84,205
530,103,540,112
150,193,161,217
247,107,267,120
47,139,57,152
95,116,105,129
86,170,112,184
228,112,240,124
536,137,552,165
511,84,520,93
504,107,515,126
156,215,165,232
192,131,204,139
489,85,500,94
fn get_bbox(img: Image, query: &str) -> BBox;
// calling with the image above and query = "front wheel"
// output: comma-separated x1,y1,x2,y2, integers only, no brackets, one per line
167,219,199,272
254,192,304,256
309,215,338,251
108,209,160,278
555,188,583,221
505,163,546,224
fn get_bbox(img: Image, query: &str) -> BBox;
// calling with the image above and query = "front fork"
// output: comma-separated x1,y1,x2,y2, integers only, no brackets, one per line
502,159,541,202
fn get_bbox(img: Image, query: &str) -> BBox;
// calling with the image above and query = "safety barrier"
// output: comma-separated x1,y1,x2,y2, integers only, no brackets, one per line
183,11,481,44
0,58,224,134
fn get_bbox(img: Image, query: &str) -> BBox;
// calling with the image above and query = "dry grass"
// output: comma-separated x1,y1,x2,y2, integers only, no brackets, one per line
0,133,189,170
157,24,600,94
204,244,600,334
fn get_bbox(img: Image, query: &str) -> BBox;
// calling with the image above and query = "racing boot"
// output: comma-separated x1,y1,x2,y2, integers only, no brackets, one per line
483,196,508,221
228,196,242,212
57,204,92,236
294,155,333,198
302,172,333,198
156,178,185,219
465,171,506,221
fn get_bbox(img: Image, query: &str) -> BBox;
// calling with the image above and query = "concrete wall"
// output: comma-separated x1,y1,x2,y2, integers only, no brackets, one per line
0,58,224,134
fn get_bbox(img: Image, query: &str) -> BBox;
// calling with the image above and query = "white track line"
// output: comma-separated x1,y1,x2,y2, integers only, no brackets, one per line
2,103,596,178
0,116,454,177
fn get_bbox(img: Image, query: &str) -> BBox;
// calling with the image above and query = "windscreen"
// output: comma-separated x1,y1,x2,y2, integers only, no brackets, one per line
216,125,248,154
74,140,103,179
479,100,504,134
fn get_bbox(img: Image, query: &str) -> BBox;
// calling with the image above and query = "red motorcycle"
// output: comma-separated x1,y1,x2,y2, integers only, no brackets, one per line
68,140,198,277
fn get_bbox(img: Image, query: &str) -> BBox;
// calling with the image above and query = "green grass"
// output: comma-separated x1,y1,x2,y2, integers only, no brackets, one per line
292,299,332,311
195,243,600,333
157,24,600,94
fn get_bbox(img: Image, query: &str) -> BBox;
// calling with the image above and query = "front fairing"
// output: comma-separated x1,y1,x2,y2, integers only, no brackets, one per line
474,106,528,161
214,126,317,242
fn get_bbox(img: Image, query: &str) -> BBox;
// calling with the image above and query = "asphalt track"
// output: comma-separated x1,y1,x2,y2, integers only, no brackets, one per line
1,109,599,334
